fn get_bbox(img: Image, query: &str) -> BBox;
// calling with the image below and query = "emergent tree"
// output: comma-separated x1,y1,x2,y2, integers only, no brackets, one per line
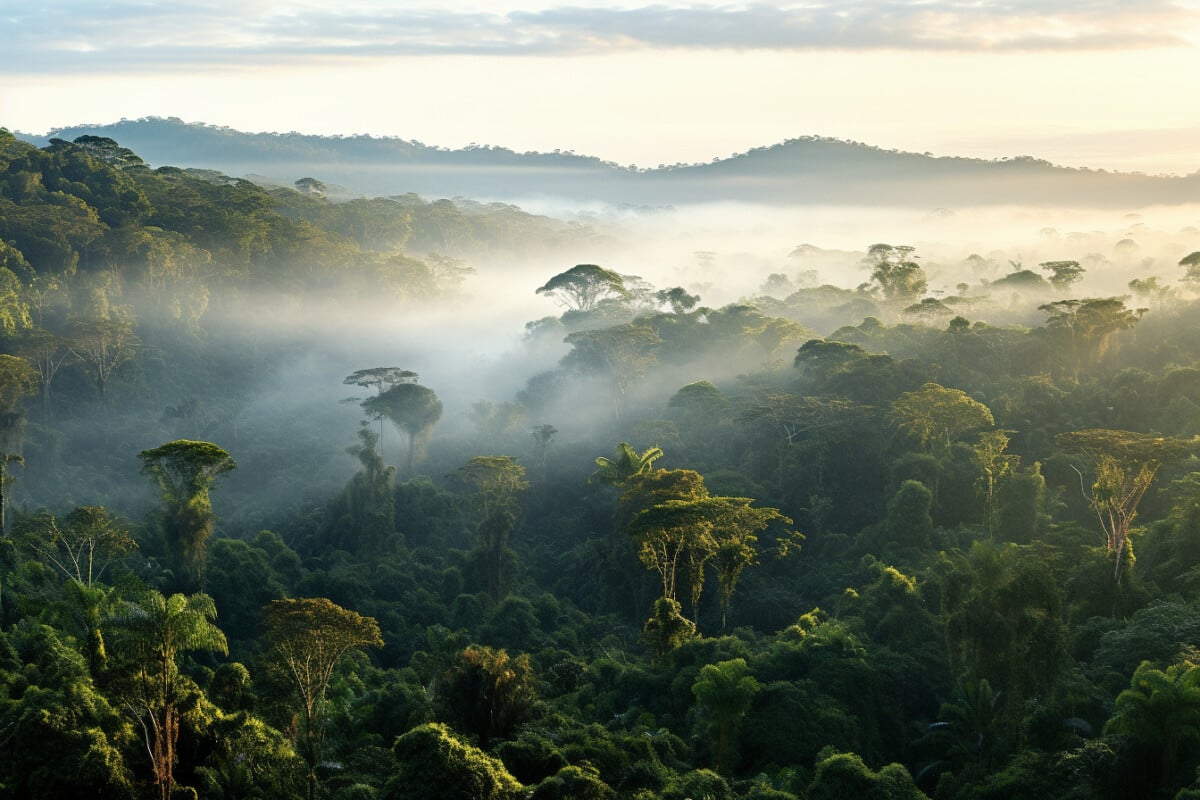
361,381,443,475
262,597,383,800
138,439,237,592
1057,429,1195,583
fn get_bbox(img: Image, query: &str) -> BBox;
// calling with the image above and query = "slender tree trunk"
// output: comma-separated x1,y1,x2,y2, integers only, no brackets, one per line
0,461,7,537
305,718,317,800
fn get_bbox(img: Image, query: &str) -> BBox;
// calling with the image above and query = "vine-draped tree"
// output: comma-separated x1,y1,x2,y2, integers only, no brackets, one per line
262,597,383,800
138,439,237,592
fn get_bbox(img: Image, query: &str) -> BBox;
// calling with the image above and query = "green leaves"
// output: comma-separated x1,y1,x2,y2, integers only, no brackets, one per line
138,440,236,592
593,442,665,486
138,439,237,499
361,381,443,473
890,382,994,455
1105,659,1200,789
692,658,760,774
536,264,630,312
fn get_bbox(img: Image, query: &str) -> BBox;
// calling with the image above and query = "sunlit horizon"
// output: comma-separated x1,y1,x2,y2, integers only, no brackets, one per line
4,2,1200,177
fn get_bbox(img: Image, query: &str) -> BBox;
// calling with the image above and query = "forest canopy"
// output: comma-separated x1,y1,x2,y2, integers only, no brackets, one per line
3,129,1200,799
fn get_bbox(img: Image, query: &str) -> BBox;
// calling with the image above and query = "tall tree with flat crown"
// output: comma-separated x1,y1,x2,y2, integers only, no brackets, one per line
535,263,630,312
344,366,418,455
361,381,442,475
138,440,236,593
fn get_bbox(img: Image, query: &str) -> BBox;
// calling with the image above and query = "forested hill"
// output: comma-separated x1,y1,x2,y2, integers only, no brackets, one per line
10,127,1200,800
20,117,1200,207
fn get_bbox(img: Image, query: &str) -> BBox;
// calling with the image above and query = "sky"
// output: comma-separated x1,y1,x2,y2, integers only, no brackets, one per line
4,1,1200,175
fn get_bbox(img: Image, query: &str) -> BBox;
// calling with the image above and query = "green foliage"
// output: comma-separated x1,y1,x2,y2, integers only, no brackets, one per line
807,751,926,800
536,264,630,312
107,590,228,800
530,765,616,800
643,597,698,659
936,543,1070,737
593,442,665,487
890,382,994,456
455,455,530,519
1104,659,1200,796
439,644,538,747
692,658,760,774
1039,260,1085,290
13,505,136,587
196,712,301,800
658,768,732,800
996,462,1047,543
384,722,524,800
865,244,928,305
1057,428,1195,582
0,623,137,799
564,325,662,420
139,439,237,592
361,382,442,474
9,130,1200,800
204,537,287,642
886,481,935,551
261,597,383,798
740,679,858,775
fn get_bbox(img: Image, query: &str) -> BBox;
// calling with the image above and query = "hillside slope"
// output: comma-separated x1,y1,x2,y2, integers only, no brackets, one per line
20,118,1200,207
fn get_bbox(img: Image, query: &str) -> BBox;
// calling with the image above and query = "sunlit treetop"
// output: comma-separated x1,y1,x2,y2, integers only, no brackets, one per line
536,264,631,312
137,439,237,500
1055,429,1196,466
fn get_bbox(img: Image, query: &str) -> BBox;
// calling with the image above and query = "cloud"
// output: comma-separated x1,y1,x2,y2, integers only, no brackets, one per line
4,1,1196,73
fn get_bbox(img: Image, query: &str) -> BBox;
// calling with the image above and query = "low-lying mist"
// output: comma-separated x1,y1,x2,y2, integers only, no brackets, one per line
22,196,1200,539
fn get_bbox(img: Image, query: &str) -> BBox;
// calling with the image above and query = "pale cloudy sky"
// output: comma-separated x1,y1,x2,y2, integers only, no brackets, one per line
4,1,1200,174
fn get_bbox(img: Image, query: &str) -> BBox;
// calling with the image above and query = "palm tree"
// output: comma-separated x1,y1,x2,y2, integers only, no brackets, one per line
592,442,664,487
1105,660,1200,792
110,591,228,800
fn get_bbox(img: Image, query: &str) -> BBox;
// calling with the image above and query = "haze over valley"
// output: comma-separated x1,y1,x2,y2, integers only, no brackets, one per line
7,2,1200,798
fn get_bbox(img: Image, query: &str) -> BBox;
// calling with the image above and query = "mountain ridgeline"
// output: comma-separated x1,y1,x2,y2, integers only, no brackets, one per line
19,117,1200,207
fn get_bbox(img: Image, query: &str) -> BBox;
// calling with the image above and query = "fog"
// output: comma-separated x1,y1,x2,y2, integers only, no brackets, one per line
17,194,1200,539
214,197,1200,431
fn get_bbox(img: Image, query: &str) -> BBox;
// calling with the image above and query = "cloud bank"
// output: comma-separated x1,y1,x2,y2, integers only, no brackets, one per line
6,1,1196,73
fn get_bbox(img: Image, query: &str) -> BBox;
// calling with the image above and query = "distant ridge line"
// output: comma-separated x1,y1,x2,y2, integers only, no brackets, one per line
13,117,1199,208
